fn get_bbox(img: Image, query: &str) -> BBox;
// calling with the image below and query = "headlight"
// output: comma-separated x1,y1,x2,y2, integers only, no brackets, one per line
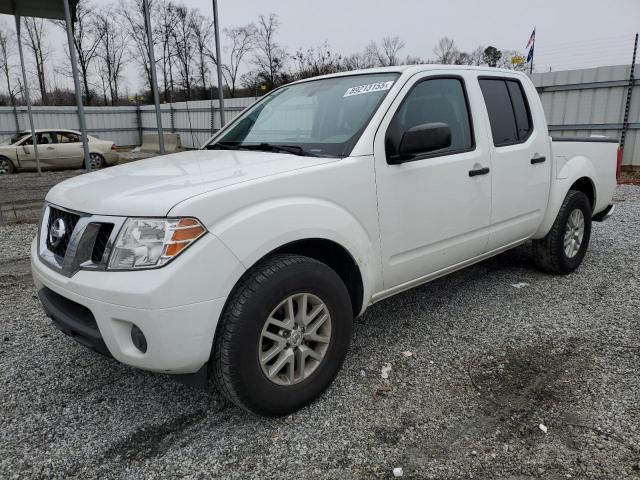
107,217,206,270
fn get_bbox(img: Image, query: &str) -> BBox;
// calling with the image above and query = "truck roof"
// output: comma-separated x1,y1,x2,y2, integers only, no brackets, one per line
288,64,529,86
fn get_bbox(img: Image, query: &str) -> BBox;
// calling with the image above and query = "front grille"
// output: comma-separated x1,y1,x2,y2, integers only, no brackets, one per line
46,207,80,258
91,223,114,263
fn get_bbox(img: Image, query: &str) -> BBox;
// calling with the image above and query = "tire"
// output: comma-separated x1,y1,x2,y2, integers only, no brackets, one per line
0,156,15,175
532,190,592,274
212,254,353,416
88,153,105,170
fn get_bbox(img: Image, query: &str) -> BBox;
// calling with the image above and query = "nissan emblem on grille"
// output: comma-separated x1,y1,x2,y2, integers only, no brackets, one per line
48,218,67,248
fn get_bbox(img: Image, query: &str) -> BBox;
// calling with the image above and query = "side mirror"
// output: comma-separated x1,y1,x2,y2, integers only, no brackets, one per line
394,122,452,163
22,145,29,154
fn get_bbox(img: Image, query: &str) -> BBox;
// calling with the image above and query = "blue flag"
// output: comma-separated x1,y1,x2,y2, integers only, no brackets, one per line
527,44,534,63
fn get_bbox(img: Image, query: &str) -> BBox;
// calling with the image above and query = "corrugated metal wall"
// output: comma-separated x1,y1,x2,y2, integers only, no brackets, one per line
0,97,257,149
1,65,638,164
530,64,639,167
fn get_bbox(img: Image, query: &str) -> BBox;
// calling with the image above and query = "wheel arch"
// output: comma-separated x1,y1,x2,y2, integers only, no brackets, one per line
534,156,599,239
269,238,364,317
569,176,596,211
227,238,366,318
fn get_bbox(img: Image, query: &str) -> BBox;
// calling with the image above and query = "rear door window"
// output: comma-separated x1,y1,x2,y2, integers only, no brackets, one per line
506,80,532,141
479,78,532,146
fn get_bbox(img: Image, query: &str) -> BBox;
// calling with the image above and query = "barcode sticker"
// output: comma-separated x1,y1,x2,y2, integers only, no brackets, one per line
343,81,394,97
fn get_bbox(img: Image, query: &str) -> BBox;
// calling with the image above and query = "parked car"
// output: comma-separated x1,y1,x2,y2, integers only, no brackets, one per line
0,129,118,174
31,66,618,416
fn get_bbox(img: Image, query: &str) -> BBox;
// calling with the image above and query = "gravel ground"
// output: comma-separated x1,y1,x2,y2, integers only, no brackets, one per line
1,185,639,479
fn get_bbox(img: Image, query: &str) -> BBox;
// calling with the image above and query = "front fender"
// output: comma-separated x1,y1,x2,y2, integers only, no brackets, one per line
533,155,597,239
208,196,380,310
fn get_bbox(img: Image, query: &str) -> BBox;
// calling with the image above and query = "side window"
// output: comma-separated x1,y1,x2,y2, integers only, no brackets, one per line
38,132,57,145
479,78,532,146
385,77,474,160
58,132,79,143
506,80,532,141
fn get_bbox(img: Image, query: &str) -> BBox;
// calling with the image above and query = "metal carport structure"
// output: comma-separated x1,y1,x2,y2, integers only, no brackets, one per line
0,0,168,172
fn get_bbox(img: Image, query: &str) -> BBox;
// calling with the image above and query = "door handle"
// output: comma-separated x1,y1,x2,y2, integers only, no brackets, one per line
47,147,55,150
468,167,490,177
531,156,546,164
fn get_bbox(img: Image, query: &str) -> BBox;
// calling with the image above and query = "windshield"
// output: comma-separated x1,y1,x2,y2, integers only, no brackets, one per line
207,72,400,157
1,134,27,146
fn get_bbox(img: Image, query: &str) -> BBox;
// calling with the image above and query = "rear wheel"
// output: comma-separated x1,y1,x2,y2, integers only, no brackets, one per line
212,254,353,416
0,156,15,175
532,190,592,274
88,153,105,170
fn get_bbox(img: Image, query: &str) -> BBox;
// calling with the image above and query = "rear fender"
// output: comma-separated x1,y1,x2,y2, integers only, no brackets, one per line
533,155,597,239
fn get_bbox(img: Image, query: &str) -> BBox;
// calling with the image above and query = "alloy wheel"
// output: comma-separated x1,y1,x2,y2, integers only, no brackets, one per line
258,293,332,386
564,208,585,258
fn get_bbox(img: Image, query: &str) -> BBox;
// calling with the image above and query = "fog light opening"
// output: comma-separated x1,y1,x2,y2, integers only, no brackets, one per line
130,325,147,353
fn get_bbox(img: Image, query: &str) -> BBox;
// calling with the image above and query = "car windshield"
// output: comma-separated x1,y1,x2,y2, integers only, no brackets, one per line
0,134,27,145
206,72,400,157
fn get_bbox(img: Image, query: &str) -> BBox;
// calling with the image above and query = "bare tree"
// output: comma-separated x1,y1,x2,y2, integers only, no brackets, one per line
433,37,459,64
94,9,129,104
155,0,179,102
190,11,213,98
496,50,528,71
55,0,101,105
343,49,378,70
252,13,287,90
379,36,405,66
222,24,256,97
171,6,195,99
292,42,344,80
118,0,153,93
0,21,18,105
22,17,49,104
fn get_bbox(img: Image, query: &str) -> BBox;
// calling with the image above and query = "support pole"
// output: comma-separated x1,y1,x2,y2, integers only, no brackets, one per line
143,0,165,154
63,0,91,171
212,0,225,128
14,15,41,174
620,33,638,152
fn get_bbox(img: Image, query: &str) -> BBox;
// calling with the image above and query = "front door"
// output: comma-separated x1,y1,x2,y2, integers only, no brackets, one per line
374,72,493,290
17,132,58,169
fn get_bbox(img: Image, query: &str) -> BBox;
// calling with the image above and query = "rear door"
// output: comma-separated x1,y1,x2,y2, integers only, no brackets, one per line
55,131,84,167
374,71,493,289
478,75,552,250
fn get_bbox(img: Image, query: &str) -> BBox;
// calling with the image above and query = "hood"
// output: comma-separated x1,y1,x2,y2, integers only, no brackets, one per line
46,149,336,216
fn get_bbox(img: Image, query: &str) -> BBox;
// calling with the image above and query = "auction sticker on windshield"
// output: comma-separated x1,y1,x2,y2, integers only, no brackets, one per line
343,81,394,97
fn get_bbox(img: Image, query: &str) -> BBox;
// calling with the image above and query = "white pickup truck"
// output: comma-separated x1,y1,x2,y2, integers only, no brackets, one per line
31,65,618,416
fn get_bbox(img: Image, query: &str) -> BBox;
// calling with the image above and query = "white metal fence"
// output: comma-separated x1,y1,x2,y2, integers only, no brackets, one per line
530,64,639,167
1,64,638,165
0,97,257,149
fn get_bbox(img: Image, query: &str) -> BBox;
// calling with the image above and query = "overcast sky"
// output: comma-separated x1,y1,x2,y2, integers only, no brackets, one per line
4,0,640,94
204,0,639,70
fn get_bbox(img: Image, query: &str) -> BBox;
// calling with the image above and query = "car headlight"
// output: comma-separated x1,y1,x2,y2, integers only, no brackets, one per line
107,217,206,270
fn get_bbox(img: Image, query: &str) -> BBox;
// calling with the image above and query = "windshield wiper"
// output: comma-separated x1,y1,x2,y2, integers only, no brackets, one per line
205,142,249,151
206,142,318,157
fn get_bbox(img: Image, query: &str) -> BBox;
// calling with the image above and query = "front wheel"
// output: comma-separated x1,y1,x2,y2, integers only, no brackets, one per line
0,156,15,175
532,190,592,274
212,254,353,416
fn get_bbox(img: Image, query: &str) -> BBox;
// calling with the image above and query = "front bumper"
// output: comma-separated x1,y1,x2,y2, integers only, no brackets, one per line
31,232,245,374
